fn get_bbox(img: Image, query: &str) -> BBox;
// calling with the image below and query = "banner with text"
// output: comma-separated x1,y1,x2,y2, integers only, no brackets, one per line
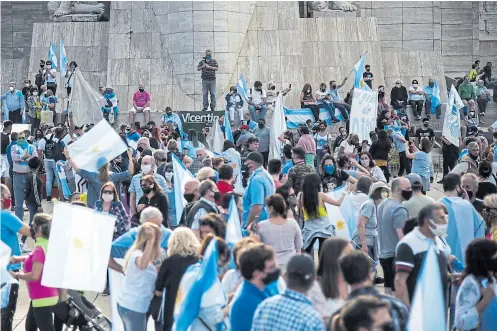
350,88,378,143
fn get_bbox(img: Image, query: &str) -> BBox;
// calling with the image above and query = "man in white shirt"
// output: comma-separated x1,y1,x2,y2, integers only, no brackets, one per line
43,60,57,95
248,81,267,122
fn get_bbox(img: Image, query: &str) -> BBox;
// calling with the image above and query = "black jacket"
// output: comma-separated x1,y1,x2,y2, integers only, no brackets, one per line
25,170,42,207
390,86,408,104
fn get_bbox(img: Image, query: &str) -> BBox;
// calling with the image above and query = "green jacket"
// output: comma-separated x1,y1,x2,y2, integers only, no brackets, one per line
458,83,475,99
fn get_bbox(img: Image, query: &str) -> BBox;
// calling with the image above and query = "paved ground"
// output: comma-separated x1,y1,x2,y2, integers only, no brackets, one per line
10,179,446,330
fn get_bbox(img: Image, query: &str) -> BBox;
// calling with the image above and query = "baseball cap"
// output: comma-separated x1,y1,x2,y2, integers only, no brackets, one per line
239,124,249,130
286,254,315,281
246,151,264,164
406,173,423,188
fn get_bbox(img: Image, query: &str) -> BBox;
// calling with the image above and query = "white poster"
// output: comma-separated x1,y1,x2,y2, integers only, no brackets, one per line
442,85,464,147
349,88,378,143
42,202,115,292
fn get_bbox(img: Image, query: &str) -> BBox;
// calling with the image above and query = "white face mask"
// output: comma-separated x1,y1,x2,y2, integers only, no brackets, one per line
102,193,114,202
412,84,418,88
32,92,38,96
165,172,173,181
9,87,14,92
429,220,448,237
141,164,152,174
380,191,389,200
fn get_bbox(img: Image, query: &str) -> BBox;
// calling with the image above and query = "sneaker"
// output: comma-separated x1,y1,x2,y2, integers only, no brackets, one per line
46,196,52,202
416,115,421,121
437,179,444,184
101,287,110,296
201,108,207,112
374,276,384,285
481,112,485,116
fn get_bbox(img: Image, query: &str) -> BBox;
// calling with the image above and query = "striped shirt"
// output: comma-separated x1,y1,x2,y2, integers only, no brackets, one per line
198,58,218,81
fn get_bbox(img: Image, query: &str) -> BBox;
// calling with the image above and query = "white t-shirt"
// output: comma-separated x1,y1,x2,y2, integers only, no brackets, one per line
249,88,266,105
338,140,355,156
45,69,57,84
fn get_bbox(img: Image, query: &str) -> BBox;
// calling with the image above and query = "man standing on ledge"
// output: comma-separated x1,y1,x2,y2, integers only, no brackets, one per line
197,49,218,111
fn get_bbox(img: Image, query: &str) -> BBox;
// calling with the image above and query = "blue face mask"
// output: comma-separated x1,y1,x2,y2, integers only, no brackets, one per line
323,165,335,175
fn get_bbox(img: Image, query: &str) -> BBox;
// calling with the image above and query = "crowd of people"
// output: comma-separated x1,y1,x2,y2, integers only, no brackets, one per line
1,53,497,331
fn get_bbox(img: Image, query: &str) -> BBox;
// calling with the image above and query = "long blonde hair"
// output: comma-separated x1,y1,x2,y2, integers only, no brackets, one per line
123,223,162,270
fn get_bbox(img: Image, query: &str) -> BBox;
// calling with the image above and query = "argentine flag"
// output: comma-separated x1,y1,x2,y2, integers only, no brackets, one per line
174,239,221,331
324,186,352,240
224,110,233,142
60,40,68,77
430,80,441,114
237,75,249,102
407,245,446,330
48,42,58,69
353,55,370,91
269,93,286,161
226,196,243,269
172,153,194,224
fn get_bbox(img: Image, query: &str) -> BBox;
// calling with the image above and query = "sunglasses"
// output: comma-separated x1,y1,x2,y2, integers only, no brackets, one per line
102,190,113,195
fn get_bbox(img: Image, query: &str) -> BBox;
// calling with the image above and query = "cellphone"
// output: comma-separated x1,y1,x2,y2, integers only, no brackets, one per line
288,84,292,88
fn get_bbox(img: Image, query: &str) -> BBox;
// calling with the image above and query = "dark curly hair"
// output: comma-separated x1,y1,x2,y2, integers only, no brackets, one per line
464,238,497,280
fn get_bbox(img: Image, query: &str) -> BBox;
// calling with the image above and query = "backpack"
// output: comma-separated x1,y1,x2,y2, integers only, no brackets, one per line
43,135,66,161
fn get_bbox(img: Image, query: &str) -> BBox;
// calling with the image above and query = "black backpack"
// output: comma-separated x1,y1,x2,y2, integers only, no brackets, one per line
43,135,66,161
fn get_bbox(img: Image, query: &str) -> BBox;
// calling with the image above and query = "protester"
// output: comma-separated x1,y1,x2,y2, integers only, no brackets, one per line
402,173,434,217
134,175,169,228
476,160,497,199
405,138,433,192
332,295,393,331
198,213,226,240
24,157,43,229
358,152,386,183
390,80,408,111
333,127,348,154
9,214,58,331
462,173,485,214
369,130,391,182
37,127,66,201
184,180,220,234
483,195,497,240
286,147,315,195
336,133,359,159
267,159,285,189
129,83,151,124
408,79,425,120
95,181,130,239
247,81,267,121
197,50,218,111
308,238,351,320
299,173,346,256
455,238,497,330
295,127,316,166
300,84,321,123
155,227,199,331
320,155,357,192
216,164,234,204
2,82,25,123
230,244,279,331
257,194,302,269
117,223,163,331
251,254,325,331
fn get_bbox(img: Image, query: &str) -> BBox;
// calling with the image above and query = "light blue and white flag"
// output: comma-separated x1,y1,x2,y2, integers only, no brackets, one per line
237,75,249,102
407,245,446,331
439,197,485,264
221,147,244,194
353,55,370,91
66,119,127,172
175,239,220,331
430,80,441,114
55,161,72,199
325,186,352,240
206,119,224,154
284,107,343,129
226,196,243,269
224,110,233,142
172,153,194,224
48,42,58,69
269,93,286,161
442,84,464,147
59,40,67,77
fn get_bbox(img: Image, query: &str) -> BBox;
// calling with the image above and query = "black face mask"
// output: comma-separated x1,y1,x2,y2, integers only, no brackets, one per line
139,88,144,92
401,190,413,201
184,193,195,203
142,187,152,194
469,153,479,161
466,190,474,200
258,123,264,129
137,146,144,153
423,123,429,128
213,191,221,201
331,85,337,89
166,112,172,116
262,268,281,285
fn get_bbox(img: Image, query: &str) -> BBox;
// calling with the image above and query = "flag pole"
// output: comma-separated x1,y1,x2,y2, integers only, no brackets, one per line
346,50,369,78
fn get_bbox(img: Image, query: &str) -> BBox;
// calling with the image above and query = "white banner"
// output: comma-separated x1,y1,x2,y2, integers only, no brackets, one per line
442,85,464,147
350,88,378,143
67,119,127,172
42,202,115,292
269,94,286,161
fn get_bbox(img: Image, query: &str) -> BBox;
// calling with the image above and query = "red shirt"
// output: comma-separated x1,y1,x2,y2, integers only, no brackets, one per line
216,180,233,204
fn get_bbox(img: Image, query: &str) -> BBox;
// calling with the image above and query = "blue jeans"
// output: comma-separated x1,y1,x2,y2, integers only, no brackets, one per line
44,159,60,197
12,172,26,220
248,104,267,121
202,79,216,110
117,304,147,331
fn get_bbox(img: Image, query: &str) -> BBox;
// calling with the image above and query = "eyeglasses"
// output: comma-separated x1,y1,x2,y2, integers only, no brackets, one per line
102,190,113,195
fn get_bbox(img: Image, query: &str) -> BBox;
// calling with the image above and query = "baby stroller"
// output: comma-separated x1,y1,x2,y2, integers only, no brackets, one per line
53,290,112,331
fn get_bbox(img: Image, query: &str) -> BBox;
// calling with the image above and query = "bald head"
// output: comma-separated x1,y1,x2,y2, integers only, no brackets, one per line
391,177,412,201
184,179,200,202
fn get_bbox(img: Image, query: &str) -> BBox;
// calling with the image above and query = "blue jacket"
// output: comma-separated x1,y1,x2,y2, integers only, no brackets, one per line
2,90,24,112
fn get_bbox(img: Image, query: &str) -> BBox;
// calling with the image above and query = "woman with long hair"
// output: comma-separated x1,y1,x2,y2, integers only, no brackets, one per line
349,176,373,235
175,235,231,330
183,129,205,158
63,148,134,208
320,155,357,192
117,223,163,331
300,83,321,123
95,182,130,239
134,175,169,228
455,238,497,330
405,137,433,192
258,194,302,269
308,237,352,321
358,151,387,183
476,160,497,199
369,130,392,182
483,194,497,240
9,214,58,331
298,173,346,256
154,227,200,331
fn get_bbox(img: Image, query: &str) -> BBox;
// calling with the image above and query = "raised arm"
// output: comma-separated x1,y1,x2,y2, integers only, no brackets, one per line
337,77,348,89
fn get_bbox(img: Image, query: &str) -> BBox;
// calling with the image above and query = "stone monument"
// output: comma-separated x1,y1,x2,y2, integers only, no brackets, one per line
307,1,357,17
47,1,106,22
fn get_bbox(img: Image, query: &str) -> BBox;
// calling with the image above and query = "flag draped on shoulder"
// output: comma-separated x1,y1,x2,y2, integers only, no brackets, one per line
60,40,67,77
353,55,370,91
237,75,249,102
207,120,224,154
48,42,58,69
269,93,286,161
442,84,464,147
172,153,194,224
407,246,446,331
430,80,441,114
224,111,233,142
68,69,104,127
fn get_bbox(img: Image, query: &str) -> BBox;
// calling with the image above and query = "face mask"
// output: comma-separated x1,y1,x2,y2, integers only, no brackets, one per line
184,193,195,203
429,220,448,237
360,159,369,167
366,68,370,72
429,83,434,87
9,87,14,92
165,172,173,181
206,55,212,60
137,146,144,153
262,268,281,285
380,191,389,200
241,130,247,135
25,83,30,87
466,190,474,200
320,127,326,131
139,88,144,92
17,139,26,145
331,85,337,89
141,164,152,174
33,92,38,96
218,264,228,275
323,165,335,175
401,189,413,201
320,88,326,92
423,123,429,128
102,193,114,202
395,84,401,87
412,84,418,88
213,191,221,201
166,112,172,116
306,89,311,93
469,153,479,161
2,197,11,210
258,123,264,129
142,187,153,194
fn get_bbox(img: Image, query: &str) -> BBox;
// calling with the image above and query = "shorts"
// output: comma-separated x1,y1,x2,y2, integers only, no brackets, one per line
128,106,151,114
379,257,396,290
0,154,10,178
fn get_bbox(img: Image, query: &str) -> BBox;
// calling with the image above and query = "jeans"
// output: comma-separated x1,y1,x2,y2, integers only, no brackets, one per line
477,96,489,114
398,151,411,176
1,282,19,331
304,104,321,122
424,99,442,116
117,304,147,331
202,79,216,110
248,104,267,121
331,101,350,120
8,109,22,124
261,151,269,168
13,172,26,220
409,100,424,117
318,103,339,121
25,303,55,331
44,159,60,197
